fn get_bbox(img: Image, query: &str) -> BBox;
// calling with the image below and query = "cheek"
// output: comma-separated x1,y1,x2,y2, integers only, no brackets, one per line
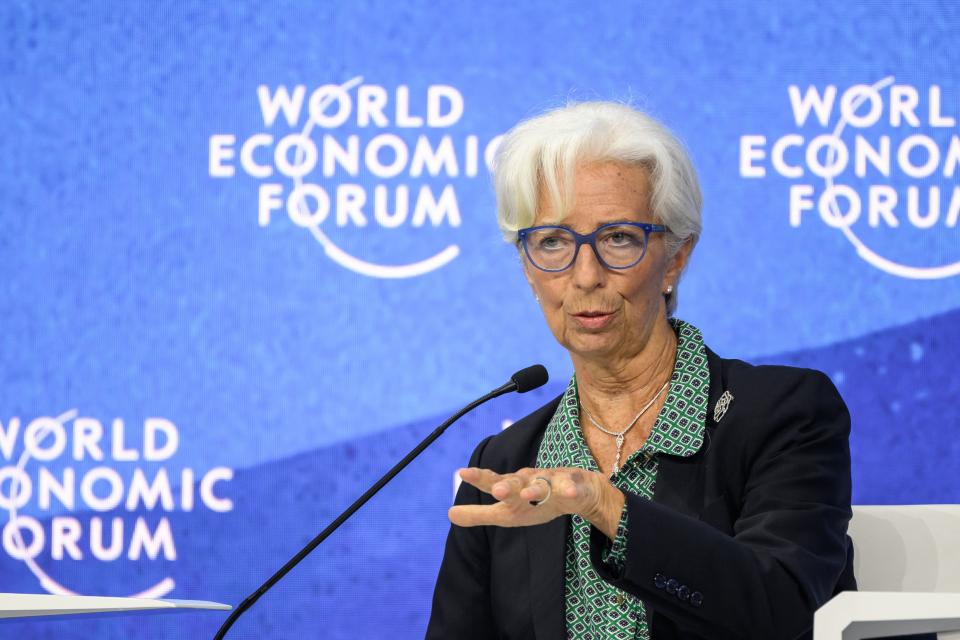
534,282,571,337
527,271,564,304
539,283,567,311
619,267,667,311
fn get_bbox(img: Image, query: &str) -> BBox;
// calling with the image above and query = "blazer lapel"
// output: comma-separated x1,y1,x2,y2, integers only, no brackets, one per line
526,516,568,639
652,453,706,519
653,348,726,518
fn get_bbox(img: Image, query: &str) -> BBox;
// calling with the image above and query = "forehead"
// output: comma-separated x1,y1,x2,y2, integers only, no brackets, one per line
534,160,651,230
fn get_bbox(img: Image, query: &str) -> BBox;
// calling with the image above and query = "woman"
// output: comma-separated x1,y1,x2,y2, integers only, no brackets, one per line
426,102,856,640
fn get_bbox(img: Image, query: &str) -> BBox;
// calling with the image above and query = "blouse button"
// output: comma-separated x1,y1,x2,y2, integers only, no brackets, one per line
615,592,626,607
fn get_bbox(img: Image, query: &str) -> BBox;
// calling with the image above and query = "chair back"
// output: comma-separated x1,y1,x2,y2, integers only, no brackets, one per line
849,505,960,592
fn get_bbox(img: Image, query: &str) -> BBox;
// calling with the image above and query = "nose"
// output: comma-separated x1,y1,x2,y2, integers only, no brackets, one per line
570,242,605,291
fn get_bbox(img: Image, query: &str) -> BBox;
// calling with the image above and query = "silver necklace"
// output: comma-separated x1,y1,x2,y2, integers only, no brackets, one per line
582,378,670,476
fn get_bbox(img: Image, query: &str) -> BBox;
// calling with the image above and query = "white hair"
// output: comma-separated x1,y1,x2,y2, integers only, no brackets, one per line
492,101,702,315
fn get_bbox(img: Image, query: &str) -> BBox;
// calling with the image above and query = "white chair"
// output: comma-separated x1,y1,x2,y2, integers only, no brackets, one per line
814,505,960,640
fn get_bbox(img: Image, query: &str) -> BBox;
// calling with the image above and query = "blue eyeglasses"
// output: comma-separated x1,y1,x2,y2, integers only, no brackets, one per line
517,221,668,272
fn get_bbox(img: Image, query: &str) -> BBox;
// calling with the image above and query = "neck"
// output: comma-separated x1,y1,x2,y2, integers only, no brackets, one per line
573,318,678,425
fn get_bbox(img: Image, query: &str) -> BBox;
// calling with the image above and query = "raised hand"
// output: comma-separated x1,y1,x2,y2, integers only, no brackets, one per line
449,466,625,539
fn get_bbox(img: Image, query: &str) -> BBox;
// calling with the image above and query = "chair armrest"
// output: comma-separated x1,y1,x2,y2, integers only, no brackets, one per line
815,591,960,640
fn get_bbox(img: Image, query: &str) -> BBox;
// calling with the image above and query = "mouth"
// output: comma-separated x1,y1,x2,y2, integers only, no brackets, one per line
574,310,614,317
570,309,616,329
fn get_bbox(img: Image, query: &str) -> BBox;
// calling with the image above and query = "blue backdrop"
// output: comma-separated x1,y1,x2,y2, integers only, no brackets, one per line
1,1,958,638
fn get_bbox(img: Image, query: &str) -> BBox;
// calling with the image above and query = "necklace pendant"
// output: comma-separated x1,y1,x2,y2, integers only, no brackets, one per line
612,436,625,476
580,377,671,480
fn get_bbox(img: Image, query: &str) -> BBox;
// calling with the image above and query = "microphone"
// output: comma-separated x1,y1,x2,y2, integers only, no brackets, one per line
510,364,548,393
213,365,549,639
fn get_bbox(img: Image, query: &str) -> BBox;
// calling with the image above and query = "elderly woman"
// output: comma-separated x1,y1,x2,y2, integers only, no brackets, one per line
426,102,856,640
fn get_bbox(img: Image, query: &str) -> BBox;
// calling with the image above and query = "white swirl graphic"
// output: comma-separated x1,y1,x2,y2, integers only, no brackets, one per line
5,410,175,598
292,76,460,279
823,75,960,280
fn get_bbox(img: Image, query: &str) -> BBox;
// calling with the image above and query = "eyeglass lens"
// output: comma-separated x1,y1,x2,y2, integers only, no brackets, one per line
524,224,648,271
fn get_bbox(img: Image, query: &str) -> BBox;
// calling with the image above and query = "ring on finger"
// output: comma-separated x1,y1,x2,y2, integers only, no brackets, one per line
529,476,552,507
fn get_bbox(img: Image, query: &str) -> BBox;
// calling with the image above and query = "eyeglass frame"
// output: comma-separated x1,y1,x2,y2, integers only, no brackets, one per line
517,221,669,272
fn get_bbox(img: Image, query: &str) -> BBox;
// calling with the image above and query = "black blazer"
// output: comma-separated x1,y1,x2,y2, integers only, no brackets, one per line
426,348,861,640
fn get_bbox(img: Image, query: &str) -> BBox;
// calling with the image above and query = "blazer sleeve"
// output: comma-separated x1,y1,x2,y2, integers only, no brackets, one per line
425,435,496,640
589,369,853,640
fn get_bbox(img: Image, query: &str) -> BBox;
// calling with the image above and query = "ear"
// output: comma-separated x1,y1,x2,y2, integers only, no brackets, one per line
663,237,694,291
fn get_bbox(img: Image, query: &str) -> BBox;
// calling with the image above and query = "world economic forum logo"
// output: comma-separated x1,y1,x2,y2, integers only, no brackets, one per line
0,411,232,598
740,77,960,279
208,77,502,279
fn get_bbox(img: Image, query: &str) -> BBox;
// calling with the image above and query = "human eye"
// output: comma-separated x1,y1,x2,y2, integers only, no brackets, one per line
535,230,572,252
600,226,643,248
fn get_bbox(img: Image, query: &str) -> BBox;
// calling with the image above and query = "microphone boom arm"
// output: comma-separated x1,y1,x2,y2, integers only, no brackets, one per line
212,372,540,639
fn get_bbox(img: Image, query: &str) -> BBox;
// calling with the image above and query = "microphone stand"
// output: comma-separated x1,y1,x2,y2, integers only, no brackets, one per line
212,377,525,639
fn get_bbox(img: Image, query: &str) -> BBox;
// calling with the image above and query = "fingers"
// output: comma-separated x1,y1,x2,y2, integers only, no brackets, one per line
448,495,556,529
449,502,511,528
456,467,503,494
458,467,540,504
451,467,603,527
553,470,588,501
518,477,550,504
449,470,619,538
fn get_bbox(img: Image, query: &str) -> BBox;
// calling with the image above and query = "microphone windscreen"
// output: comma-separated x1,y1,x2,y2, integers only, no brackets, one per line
511,364,549,393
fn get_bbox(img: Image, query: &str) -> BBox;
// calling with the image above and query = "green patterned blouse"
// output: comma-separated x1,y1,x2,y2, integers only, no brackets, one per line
534,319,710,639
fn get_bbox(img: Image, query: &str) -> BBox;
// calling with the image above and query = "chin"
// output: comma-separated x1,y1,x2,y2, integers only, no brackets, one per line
564,334,619,359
